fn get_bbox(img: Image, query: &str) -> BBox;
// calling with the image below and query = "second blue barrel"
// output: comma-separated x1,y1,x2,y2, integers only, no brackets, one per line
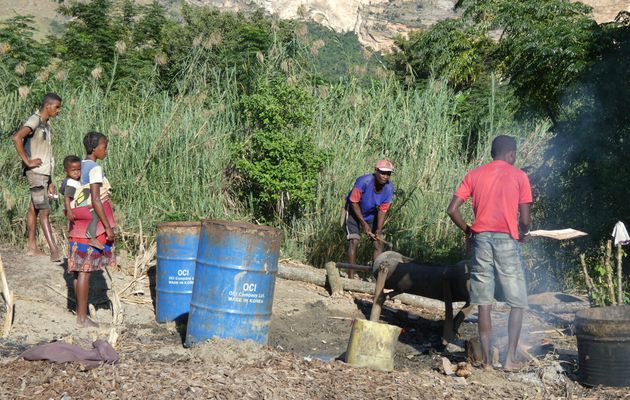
185,220,282,346
156,221,201,323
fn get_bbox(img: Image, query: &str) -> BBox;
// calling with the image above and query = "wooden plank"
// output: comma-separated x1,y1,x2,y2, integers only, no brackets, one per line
530,229,587,240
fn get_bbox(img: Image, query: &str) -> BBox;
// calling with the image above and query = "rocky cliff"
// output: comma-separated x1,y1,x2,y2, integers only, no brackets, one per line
185,0,630,51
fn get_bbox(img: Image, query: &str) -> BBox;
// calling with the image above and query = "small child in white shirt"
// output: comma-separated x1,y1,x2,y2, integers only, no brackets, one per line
60,155,103,250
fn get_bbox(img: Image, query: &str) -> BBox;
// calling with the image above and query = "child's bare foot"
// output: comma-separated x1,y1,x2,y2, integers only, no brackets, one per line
77,318,99,328
88,238,104,250
50,249,62,262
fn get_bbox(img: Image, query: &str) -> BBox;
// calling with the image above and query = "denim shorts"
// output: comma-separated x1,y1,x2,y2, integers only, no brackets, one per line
470,232,528,308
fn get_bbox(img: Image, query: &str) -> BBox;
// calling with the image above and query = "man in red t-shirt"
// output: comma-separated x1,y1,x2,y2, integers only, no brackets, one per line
447,135,532,372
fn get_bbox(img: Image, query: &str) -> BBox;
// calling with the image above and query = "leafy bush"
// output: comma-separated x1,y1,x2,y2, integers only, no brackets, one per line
234,79,325,221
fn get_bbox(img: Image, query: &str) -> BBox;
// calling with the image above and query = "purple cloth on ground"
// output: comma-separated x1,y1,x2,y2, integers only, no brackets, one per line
21,339,119,366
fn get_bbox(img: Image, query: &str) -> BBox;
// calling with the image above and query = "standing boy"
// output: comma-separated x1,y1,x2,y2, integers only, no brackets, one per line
447,135,532,371
345,160,394,278
12,93,63,262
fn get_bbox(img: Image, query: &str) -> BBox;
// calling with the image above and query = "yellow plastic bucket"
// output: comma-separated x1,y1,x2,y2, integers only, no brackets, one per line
345,318,402,372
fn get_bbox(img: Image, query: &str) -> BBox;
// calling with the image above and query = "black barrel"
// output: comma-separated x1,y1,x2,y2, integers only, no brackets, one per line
575,305,630,387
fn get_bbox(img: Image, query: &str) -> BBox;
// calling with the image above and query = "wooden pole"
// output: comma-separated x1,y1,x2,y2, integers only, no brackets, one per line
0,254,15,338
369,264,389,322
580,253,595,305
0,255,10,304
580,254,595,305
616,244,624,305
604,240,617,305
324,262,343,296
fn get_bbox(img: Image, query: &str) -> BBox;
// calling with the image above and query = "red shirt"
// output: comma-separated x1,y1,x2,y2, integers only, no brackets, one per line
454,160,532,240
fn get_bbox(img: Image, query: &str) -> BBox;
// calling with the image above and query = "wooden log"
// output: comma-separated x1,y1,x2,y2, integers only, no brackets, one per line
278,264,325,287
0,255,11,304
278,262,465,310
324,262,343,296
1,290,13,339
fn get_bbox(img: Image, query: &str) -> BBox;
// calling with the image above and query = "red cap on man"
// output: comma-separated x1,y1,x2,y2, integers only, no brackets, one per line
375,159,394,172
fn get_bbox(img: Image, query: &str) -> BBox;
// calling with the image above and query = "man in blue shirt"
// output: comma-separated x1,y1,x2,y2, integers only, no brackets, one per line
345,160,394,278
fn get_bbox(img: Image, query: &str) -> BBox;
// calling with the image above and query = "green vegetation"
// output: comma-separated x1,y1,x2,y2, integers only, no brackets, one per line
235,78,326,221
303,22,383,84
387,0,630,299
0,0,629,301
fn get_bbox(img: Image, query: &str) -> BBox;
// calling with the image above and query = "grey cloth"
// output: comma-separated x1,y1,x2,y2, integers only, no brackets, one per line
22,112,54,176
21,339,119,366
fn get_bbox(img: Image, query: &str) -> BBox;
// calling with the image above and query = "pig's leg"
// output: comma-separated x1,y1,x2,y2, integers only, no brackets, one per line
453,302,474,334
442,280,454,344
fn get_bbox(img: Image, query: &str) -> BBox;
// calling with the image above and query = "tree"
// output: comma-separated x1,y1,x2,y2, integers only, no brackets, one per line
56,0,120,72
390,0,602,123
464,0,601,122
388,18,495,89
0,16,51,86
161,5,295,89
534,15,630,241
233,78,326,221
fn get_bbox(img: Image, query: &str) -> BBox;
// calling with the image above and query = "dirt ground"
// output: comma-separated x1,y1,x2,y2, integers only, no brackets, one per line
0,244,628,399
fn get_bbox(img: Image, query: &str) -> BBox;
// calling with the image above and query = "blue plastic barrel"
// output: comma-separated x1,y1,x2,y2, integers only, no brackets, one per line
185,220,282,346
156,221,201,323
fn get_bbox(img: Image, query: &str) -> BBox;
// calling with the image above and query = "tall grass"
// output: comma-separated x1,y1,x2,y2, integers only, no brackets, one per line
293,78,551,265
0,68,551,266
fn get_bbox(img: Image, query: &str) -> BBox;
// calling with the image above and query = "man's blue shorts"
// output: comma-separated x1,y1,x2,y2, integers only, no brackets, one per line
470,232,528,308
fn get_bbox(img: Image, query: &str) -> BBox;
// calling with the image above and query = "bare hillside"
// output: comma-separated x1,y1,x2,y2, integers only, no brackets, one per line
2,0,629,48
